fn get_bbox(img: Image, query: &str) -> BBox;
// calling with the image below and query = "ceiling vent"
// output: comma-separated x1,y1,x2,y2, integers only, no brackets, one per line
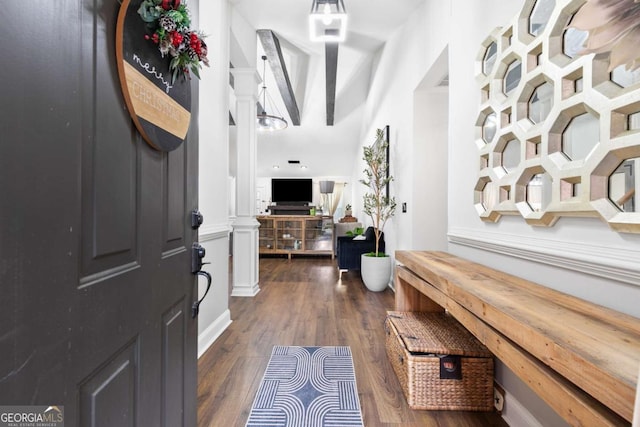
288,160,300,164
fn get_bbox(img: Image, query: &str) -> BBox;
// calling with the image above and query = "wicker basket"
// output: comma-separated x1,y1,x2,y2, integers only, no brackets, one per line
385,311,494,411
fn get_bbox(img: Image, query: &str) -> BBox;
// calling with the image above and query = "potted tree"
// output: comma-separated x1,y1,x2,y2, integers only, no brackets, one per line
360,128,396,291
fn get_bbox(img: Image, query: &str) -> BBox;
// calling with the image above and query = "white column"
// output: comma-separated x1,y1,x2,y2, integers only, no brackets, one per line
231,68,261,297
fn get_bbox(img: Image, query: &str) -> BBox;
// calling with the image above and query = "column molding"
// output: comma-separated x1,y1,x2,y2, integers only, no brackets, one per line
230,68,261,297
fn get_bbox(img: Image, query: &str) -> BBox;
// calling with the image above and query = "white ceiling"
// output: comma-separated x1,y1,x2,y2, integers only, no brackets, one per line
229,0,426,179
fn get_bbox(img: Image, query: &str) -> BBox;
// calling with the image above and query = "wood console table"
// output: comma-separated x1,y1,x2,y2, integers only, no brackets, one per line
395,250,640,426
257,215,334,259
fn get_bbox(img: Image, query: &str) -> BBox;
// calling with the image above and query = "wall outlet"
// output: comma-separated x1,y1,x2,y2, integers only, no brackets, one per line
494,382,505,413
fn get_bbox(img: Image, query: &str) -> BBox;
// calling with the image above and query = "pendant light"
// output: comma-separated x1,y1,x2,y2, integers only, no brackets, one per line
257,55,288,132
309,0,347,42
319,180,335,214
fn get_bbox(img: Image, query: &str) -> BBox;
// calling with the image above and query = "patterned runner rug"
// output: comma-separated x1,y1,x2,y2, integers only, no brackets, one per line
246,346,364,427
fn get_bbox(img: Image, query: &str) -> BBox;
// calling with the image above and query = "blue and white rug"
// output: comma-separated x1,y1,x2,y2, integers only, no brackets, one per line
246,346,364,427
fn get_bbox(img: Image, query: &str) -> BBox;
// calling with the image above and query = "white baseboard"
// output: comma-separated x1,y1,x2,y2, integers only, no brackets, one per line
502,392,544,427
230,286,260,297
198,309,232,358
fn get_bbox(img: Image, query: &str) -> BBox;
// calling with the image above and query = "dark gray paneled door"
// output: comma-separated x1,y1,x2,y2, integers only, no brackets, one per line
0,1,198,426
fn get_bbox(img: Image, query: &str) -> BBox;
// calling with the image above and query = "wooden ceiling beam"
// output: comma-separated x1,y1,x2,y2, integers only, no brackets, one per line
257,30,301,126
325,41,338,126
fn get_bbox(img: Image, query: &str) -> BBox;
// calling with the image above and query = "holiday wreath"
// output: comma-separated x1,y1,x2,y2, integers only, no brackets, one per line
138,0,209,83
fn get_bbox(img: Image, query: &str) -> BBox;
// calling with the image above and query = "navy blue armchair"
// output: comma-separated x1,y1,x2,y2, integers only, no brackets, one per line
336,227,385,276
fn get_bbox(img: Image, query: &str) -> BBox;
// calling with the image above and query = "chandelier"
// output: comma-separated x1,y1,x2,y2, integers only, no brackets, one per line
256,55,288,132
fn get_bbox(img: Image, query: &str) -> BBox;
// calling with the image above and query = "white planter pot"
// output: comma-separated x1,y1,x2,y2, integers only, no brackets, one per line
360,254,391,292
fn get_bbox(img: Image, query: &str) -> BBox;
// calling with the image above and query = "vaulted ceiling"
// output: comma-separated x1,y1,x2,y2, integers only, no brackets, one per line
228,0,426,178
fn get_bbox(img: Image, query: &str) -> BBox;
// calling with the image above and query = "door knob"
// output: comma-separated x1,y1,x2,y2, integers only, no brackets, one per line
191,209,204,229
191,242,209,273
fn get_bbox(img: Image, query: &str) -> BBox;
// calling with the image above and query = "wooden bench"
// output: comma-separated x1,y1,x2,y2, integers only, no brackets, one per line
394,250,640,426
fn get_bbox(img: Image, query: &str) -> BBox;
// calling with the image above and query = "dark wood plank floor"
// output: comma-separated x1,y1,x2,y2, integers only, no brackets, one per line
197,256,509,426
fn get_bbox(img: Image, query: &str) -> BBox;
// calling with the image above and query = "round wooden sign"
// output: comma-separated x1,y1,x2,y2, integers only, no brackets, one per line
115,0,192,152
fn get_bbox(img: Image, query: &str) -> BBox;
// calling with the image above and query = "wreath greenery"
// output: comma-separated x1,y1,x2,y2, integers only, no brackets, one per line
138,0,209,83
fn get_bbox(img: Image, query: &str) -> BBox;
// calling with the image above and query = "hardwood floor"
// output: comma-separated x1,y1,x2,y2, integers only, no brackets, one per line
197,257,509,426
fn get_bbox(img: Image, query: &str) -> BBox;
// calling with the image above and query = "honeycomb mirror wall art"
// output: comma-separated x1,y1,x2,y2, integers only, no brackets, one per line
608,158,638,213
475,0,640,233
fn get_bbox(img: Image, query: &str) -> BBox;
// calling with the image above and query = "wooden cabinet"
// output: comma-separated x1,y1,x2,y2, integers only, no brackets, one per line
257,215,334,259
257,216,276,251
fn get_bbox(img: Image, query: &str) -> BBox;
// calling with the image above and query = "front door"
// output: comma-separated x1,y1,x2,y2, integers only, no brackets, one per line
0,1,199,426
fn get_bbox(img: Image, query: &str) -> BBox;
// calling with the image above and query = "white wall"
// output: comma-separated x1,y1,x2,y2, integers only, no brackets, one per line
354,0,452,265
228,6,255,190
197,0,232,357
230,7,256,68
412,46,449,251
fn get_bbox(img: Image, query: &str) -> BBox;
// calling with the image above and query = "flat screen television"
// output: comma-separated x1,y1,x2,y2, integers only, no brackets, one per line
271,178,312,204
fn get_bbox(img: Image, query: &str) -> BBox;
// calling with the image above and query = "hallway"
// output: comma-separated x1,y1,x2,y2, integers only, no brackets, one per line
197,257,508,426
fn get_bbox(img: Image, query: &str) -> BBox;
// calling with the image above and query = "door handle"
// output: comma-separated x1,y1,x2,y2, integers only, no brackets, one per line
192,270,212,318
191,242,209,273
191,242,212,318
